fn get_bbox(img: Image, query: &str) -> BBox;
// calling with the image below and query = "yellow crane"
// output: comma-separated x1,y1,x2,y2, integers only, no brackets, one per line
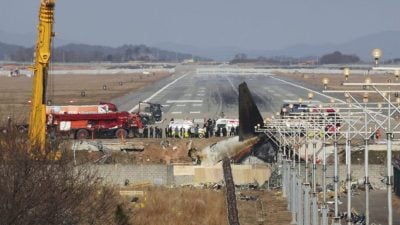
28,0,56,152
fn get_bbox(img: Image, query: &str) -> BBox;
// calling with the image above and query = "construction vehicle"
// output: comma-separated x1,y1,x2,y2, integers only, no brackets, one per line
138,101,162,125
28,1,142,144
45,101,145,138
47,111,143,139
28,0,56,151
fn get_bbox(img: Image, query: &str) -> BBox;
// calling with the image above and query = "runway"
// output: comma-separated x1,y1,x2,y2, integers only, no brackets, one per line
113,68,335,123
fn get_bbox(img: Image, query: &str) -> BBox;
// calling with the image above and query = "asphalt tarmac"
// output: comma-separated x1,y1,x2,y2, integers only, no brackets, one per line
114,67,334,123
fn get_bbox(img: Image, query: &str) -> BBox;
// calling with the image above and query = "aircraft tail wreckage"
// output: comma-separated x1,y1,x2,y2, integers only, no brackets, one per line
238,82,264,141
236,82,278,163
194,82,278,165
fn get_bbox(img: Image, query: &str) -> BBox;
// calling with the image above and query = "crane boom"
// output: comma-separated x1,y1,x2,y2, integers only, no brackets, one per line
28,0,56,151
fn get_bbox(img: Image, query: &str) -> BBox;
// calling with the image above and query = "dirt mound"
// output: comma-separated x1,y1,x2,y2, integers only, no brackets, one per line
77,137,229,165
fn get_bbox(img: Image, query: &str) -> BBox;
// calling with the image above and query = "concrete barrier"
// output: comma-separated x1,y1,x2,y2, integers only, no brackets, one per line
92,163,271,186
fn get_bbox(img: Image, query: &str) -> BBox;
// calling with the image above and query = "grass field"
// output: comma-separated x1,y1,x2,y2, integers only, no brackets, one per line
394,195,400,214
0,71,171,122
122,187,291,225
274,70,398,102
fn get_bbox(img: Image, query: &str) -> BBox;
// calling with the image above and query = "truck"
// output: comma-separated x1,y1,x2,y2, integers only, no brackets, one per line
138,101,162,125
280,102,309,119
48,111,143,139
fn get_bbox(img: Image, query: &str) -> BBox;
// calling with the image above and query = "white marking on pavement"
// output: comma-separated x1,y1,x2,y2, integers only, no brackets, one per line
166,100,203,103
171,112,182,114
197,94,205,96
192,104,202,107
128,72,190,112
270,76,345,103
162,104,170,107
225,75,239,96
176,104,186,107
190,111,201,114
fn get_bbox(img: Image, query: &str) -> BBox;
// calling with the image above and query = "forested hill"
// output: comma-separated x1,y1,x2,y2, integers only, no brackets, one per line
0,42,206,62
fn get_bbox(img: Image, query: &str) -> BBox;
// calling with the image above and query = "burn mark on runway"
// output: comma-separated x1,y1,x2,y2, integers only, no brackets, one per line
211,86,238,106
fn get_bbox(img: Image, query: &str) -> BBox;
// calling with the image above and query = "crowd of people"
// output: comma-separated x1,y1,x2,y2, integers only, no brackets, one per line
141,118,239,139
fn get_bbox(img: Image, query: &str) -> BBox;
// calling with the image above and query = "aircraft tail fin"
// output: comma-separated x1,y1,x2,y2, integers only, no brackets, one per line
238,82,264,141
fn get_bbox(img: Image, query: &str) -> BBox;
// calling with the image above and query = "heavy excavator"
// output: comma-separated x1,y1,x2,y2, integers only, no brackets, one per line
28,0,55,152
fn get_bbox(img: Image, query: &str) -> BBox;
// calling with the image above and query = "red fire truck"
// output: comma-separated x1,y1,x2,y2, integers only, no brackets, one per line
48,110,143,139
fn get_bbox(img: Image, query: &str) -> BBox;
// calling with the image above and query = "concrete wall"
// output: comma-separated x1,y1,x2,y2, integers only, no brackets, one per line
91,163,388,189
92,163,271,186
93,164,174,186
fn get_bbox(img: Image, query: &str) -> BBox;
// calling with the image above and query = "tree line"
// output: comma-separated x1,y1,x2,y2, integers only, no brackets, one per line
0,41,205,63
230,51,363,65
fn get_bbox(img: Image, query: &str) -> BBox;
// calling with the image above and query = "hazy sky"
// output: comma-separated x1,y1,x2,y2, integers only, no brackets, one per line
1,0,400,50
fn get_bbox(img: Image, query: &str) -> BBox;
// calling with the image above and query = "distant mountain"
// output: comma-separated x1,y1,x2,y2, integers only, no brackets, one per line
52,43,208,62
0,41,27,60
262,30,400,60
0,41,208,62
2,29,400,61
337,31,400,60
155,31,400,61
154,42,245,61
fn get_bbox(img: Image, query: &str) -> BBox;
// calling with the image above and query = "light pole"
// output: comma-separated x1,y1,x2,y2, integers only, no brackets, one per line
323,77,329,90
321,110,329,225
323,49,400,225
344,67,351,81
371,49,394,225
361,92,372,225
375,50,395,225
344,75,353,225
372,48,382,66
332,105,340,225
306,92,319,225
321,79,341,225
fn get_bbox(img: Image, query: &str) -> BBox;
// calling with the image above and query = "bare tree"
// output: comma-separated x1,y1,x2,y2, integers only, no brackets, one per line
0,128,132,225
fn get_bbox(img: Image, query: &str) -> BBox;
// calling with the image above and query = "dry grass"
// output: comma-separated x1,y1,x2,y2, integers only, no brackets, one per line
129,187,227,225
122,187,292,225
0,72,171,121
237,190,291,225
394,195,400,214
274,71,395,102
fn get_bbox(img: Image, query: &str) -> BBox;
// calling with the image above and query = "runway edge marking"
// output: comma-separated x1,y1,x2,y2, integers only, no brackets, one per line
128,72,190,113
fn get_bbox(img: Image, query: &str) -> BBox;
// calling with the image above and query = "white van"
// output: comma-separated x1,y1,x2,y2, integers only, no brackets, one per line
214,118,239,133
